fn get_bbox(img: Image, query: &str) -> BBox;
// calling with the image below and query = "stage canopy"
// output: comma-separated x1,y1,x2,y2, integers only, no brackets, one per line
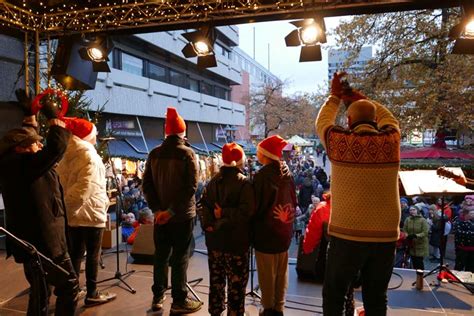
287,135,313,147
0,0,465,38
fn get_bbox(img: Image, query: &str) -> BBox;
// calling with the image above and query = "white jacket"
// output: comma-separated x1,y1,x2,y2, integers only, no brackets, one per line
57,135,109,228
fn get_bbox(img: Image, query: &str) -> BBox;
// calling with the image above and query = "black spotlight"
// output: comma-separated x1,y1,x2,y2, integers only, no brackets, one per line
285,17,327,62
181,27,217,68
449,4,474,55
78,35,114,72
52,35,113,90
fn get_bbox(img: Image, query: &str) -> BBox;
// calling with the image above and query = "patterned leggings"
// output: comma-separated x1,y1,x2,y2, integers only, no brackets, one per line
208,250,249,316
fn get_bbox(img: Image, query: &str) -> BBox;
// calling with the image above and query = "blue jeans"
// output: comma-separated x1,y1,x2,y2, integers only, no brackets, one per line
152,219,194,302
323,237,395,316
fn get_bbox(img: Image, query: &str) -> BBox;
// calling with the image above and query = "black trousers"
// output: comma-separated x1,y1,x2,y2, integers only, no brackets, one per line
152,219,194,303
323,237,396,316
23,254,79,316
455,249,474,272
68,226,104,296
411,256,424,271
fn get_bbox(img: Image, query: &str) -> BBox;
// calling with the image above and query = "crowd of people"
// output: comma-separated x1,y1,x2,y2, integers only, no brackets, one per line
0,72,473,316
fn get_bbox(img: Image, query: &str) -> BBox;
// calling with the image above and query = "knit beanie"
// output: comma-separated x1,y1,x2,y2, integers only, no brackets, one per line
400,198,408,205
63,117,97,143
257,135,288,161
222,142,245,167
165,107,186,138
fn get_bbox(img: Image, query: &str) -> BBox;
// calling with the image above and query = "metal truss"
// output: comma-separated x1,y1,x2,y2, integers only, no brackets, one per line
0,0,465,37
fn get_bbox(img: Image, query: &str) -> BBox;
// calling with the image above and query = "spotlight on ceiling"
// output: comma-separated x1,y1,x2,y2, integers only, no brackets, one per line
181,27,217,68
78,35,114,72
285,17,327,62
450,6,474,55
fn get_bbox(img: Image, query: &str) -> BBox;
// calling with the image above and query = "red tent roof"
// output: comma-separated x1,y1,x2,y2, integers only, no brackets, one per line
400,147,474,159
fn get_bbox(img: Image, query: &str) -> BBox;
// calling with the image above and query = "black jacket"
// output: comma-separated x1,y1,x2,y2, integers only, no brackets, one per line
0,126,71,262
252,161,297,253
198,167,255,254
142,135,198,223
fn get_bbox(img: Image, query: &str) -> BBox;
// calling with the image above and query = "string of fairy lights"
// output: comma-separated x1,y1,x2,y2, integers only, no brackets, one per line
0,0,425,37
0,0,316,36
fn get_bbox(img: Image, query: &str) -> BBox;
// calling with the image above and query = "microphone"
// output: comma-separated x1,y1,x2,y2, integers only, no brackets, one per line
99,137,116,142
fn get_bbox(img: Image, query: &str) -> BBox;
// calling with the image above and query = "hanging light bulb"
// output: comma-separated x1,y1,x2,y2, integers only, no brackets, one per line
465,19,474,37
87,46,105,61
300,25,318,45
193,40,210,56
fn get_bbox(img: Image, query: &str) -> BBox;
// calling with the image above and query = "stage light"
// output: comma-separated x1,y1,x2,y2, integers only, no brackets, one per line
465,19,474,37
193,41,211,56
86,46,106,62
285,17,327,62
300,24,319,45
449,5,474,55
181,27,217,68
78,35,114,72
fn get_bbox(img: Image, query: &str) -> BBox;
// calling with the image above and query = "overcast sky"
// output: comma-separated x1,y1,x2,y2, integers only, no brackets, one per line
237,17,346,95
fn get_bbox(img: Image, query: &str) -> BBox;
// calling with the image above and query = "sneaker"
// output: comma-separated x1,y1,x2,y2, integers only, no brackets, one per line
77,287,87,300
151,296,166,312
84,290,117,307
170,298,203,314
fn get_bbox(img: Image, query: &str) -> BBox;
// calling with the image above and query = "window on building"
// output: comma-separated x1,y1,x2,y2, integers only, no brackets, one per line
189,78,200,92
215,43,231,59
121,52,144,76
201,81,213,96
148,62,168,82
170,70,189,89
214,86,229,100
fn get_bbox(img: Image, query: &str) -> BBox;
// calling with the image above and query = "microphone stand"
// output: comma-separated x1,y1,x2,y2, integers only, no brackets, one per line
96,138,136,294
246,158,261,299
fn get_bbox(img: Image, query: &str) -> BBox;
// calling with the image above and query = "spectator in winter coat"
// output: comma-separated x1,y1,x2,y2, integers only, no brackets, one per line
298,177,314,213
0,91,79,315
142,107,202,314
316,72,401,315
56,117,116,307
198,143,255,316
453,197,474,272
399,198,410,228
403,205,429,270
303,192,331,256
252,135,297,316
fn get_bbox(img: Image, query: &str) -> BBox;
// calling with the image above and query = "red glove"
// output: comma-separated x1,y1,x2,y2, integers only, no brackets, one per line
341,89,367,106
330,72,346,98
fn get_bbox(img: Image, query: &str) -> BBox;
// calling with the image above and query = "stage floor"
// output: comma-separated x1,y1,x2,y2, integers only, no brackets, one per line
0,244,473,316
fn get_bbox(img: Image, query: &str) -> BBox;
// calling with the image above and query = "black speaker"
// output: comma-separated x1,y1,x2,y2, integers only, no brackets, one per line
52,37,98,90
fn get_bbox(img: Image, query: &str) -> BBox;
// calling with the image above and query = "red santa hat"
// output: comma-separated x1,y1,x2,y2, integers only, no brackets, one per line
63,117,97,143
165,107,186,138
222,142,245,167
257,135,288,161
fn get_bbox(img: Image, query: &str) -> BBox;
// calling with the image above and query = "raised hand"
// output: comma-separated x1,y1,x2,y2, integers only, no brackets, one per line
331,71,346,98
14,89,34,116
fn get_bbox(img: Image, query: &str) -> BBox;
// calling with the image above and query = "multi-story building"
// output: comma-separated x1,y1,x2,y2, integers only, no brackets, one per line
85,27,278,158
230,47,280,140
327,46,373,82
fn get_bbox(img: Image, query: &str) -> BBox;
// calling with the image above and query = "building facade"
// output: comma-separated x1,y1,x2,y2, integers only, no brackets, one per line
85,27,277,157
327,46,373,82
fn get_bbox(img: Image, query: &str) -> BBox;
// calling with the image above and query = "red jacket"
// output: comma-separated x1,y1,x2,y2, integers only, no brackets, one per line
303,199,331,254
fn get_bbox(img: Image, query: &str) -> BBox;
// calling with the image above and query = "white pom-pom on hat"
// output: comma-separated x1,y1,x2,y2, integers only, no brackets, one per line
222,143,245,167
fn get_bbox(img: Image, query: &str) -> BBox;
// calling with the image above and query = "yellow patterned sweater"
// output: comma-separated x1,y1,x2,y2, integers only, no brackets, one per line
316,95,401,242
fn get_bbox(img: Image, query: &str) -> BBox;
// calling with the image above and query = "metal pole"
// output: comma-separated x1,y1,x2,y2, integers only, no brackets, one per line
135,116,149,153
35,30,40,94
253,27,256,59
47,35,51,87
24,32,29,97
268,43,270,71
196,122,210,155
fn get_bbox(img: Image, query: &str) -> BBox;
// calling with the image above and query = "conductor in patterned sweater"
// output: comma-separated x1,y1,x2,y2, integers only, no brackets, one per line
315,72,401,316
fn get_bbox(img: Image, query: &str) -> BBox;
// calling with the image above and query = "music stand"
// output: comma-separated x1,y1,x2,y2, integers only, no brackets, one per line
399,169,474,294
96,138,136,294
